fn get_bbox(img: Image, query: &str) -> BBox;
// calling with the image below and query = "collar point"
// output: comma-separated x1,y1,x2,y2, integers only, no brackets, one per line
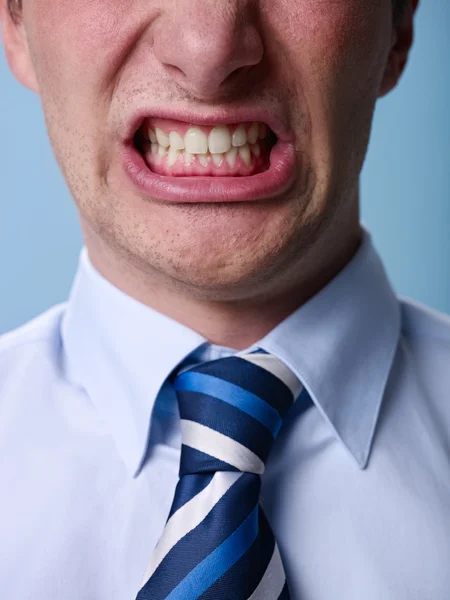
352,447,371,470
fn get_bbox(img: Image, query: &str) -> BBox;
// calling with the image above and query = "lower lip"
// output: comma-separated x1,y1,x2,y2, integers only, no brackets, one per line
121,141,296,203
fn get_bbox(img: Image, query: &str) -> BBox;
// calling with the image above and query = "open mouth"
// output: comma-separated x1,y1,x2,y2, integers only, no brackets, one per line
134,119,278,178
122,113,296,203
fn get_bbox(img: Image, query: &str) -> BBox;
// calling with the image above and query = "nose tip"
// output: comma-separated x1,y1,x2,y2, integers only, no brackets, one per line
153,2,264,99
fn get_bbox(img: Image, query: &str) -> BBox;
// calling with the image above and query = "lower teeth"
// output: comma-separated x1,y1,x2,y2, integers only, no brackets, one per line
147,142,259,169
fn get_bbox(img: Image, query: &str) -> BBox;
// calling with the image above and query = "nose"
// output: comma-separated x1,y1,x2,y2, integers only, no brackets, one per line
153,0,264,100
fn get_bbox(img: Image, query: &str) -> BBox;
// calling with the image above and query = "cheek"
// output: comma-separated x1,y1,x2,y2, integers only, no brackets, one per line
264,1,392,212
24,0,156,94
267,1,391,109
22,0,159,179
271,1,390,63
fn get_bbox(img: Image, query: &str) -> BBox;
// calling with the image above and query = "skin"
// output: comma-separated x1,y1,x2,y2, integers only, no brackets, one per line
1,0,418,350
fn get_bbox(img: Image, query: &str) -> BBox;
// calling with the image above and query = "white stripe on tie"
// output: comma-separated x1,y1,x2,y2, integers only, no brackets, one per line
239,353,303,400
247,544,286,600
180,420,265,475
140,471,242,588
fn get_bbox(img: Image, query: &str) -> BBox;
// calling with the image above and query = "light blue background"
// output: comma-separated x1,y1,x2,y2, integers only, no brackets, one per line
1,1,449,335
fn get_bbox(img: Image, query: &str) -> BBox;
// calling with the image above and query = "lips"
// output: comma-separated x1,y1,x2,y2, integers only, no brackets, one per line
121,109,297,203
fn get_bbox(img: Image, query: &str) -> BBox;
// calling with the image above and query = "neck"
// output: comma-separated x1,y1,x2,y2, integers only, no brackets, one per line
82,213,361,351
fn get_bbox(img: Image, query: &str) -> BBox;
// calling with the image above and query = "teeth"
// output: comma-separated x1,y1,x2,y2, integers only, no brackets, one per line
208,126,232,154
250,143,261,157
155,128,170,148
148,123,267,148
169,131,185,151
168,147,180,167
145,122,267,168
184,151,194,166
183,151,195,166
184,128,209,154
212,153,224,166
232,125,247,148
239,144,252,167
226,147,238,168
247,122,259,145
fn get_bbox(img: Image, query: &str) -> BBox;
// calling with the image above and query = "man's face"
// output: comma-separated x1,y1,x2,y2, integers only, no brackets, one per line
3,0,406,298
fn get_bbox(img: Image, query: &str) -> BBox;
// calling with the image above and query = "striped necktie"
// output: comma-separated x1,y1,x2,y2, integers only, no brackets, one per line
137,350,304,600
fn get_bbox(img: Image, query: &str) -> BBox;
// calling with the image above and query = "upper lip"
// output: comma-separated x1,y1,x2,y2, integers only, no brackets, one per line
123,107,295,145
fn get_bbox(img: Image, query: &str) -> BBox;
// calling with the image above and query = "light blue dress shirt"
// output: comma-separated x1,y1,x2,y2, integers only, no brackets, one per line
1,230,449,600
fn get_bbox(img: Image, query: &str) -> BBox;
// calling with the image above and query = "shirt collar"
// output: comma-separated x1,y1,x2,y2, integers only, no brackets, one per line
61,229,400,476
61,250,207,476
257,230,401,469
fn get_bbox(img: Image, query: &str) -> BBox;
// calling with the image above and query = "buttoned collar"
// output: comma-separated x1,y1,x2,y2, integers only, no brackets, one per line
61,229,400,476
256,231,400,469
61,253,207,476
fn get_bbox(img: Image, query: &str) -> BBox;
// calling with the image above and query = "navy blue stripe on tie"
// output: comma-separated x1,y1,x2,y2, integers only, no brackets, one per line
177,390,274,463
285,387,314,423
138,474,260,600
198,505,275,599
278,581,291,599
164,505,259,600
168,473,214,519
174,371,283,437
179,446,239,476
138,352,300,600
192,356,294,415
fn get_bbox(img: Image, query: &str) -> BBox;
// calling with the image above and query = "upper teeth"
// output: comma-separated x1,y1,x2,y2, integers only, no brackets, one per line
184,128,208,154
155,128,170,148
247,122,259,145
169,131,185,151
209,126,232,154
147,122,267,155
231,125,247,148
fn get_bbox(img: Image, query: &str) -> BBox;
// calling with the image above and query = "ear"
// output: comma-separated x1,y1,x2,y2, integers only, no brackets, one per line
379,0,420,97
0,0,39,93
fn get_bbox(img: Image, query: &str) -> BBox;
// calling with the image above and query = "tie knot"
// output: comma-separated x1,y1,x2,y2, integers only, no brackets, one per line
173,351,303,476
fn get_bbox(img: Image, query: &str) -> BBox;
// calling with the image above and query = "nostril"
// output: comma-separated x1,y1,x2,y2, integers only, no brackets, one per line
221,65,251,90
164,63,187,80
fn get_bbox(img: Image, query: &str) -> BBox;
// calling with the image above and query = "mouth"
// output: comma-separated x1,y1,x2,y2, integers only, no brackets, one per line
121,111,297,203
135,119,277,177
